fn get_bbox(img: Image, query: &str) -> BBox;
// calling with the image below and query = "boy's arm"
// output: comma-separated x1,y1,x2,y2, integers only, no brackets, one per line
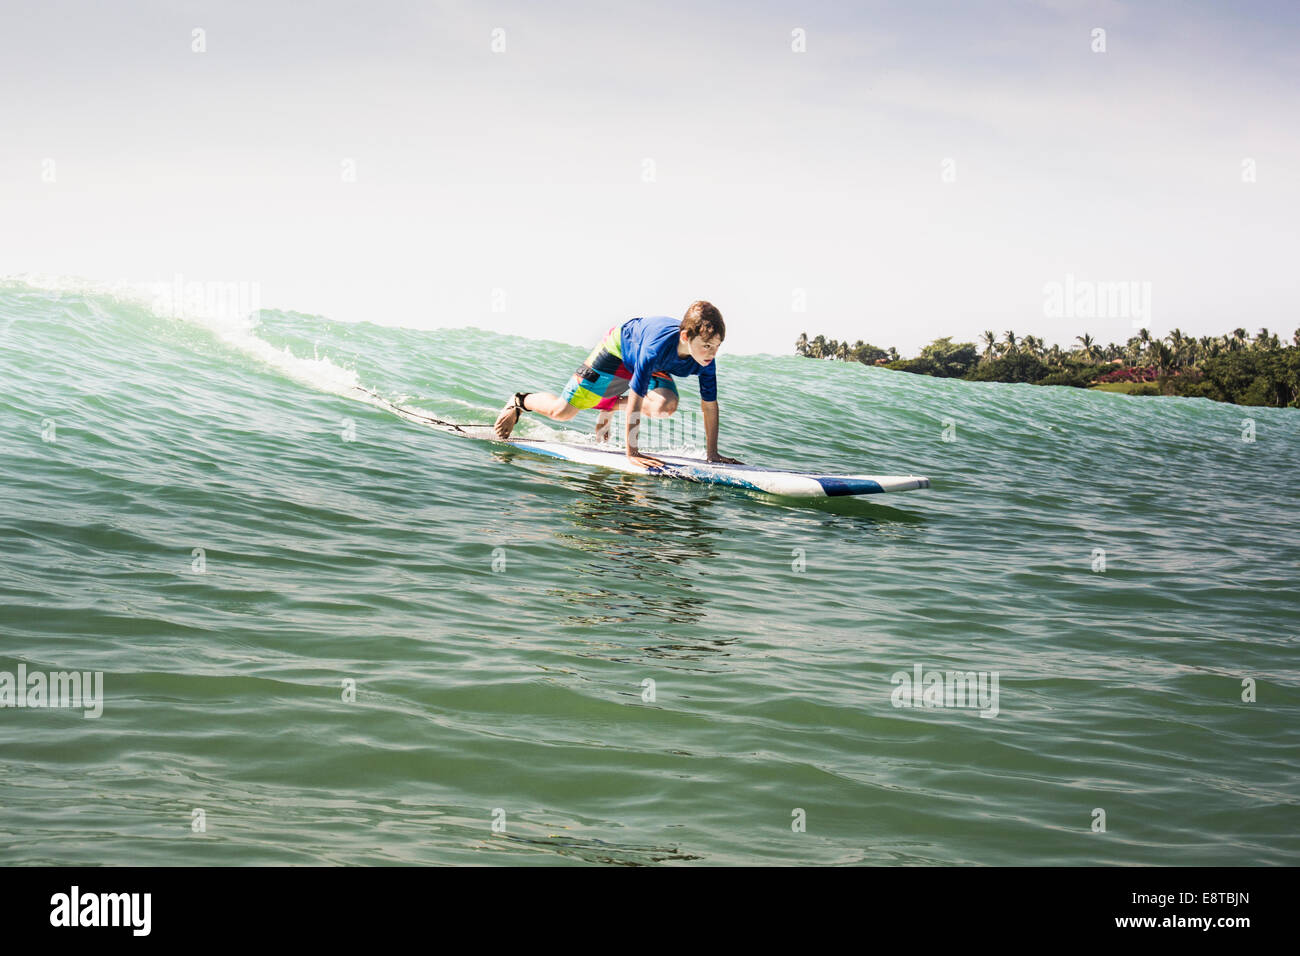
624,339,667,467
702,399,743,464
625,391,665,469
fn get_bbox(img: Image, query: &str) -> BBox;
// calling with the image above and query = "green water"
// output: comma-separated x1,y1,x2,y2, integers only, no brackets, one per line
1,280,1296,865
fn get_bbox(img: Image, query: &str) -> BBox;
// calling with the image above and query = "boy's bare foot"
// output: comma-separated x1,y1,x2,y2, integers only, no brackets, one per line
494,397,524,439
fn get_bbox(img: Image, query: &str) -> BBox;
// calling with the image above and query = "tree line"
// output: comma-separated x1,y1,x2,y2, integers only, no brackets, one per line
795,327,1300,408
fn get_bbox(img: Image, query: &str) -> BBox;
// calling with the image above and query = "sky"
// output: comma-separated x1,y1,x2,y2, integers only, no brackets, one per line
2,0,1298,356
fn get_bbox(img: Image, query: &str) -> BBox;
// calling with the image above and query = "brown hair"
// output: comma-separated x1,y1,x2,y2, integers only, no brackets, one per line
681,300,725,342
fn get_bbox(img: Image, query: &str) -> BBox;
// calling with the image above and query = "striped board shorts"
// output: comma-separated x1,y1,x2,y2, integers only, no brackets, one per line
560,324,677,411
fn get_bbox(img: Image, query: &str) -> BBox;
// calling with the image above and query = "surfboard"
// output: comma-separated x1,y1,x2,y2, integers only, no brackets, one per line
501,436,929,496
355,387,931,499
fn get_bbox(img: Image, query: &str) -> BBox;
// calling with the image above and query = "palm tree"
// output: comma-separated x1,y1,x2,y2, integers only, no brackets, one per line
1149,340,1173,376
980,330,998,364
1124,336,1142,365
887,346,898,362
1254,327,1270,350
1003,330,1018,354
1167,328,1186,366
1048,344,1063,365
1075,333,1100,362
796,332,808,356
836,341,850,361
1232,328,1247,351
810,334,826,359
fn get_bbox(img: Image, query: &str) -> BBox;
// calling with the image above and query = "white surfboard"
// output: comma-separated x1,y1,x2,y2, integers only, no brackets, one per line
503,437,929,497
357,387,931,499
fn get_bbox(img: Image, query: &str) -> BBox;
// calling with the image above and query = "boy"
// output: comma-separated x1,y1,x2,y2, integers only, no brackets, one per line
493,300,742,469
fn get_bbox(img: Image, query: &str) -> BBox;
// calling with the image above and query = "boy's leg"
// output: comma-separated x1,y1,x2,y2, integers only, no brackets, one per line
594,406,615,443
519,393,582,418
493,391,579,439
495,325,625,439
595,391,675,425
593,376,678,442
643,379,679,417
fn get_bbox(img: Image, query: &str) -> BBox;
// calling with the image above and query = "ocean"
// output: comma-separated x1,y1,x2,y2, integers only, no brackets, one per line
1,278,1296,865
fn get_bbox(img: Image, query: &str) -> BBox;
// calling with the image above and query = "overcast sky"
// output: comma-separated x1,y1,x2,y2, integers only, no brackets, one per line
2,0,1297,355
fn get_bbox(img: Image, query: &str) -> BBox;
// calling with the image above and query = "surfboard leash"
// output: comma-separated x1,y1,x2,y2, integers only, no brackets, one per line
352,385,485,434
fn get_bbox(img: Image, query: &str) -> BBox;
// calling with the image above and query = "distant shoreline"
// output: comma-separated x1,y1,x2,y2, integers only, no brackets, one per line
795,329,1300,408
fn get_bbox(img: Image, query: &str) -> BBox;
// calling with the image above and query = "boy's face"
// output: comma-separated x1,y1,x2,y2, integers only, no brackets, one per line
683,331,723,365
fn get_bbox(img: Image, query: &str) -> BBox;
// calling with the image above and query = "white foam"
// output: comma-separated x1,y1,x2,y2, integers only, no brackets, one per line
3,272,360,400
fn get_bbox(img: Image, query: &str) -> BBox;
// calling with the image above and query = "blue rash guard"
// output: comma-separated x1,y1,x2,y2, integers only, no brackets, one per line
619,316,718,401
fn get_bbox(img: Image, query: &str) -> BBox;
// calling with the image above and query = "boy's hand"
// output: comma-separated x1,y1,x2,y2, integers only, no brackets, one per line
627,450,666,470
706,452,744,464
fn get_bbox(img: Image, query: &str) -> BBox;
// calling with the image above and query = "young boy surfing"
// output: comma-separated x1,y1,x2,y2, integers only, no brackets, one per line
493,300,742,469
